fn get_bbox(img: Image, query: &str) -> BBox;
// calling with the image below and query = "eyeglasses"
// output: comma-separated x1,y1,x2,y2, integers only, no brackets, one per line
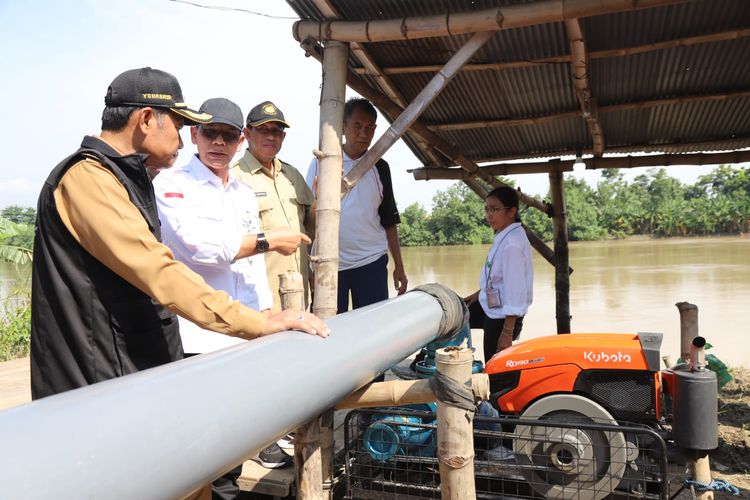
484,206,508,214
199,127,241,143
252,126,285,138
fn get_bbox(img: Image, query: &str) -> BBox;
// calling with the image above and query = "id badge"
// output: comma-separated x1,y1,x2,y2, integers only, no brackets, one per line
487,287,502,309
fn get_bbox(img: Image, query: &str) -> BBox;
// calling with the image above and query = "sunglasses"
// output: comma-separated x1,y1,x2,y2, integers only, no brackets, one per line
199,126,241,143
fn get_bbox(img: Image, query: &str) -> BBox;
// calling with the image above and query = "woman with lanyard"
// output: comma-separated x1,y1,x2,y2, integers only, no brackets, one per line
464,186,534,364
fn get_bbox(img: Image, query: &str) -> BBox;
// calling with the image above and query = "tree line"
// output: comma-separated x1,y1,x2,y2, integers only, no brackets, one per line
398,165,750,246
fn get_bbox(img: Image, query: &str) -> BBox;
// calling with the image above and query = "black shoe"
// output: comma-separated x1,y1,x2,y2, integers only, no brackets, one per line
253,443,293,469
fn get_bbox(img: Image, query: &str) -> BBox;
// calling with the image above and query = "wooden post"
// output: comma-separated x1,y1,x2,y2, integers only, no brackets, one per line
336,374,490,409
549,170,571,333
689,452,714,500
303,39,349,500
279,271,304,312
436,346,476,500
676,301,698,363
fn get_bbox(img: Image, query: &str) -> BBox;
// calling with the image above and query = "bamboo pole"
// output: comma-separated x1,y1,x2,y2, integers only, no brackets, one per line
565,18,605,156
293,0,690,43
549,170,571,333
413,149,750,178
279,271,305,312
342,30,496,194
281,272,323,500
676,302,699,365
436,346,476,500
335,374,489,409
300,39,349,500
312,41,348,321
352,27,750,76
299,39,551,215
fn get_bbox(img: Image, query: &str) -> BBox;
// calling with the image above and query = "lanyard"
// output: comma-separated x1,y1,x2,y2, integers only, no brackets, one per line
484,225,520,284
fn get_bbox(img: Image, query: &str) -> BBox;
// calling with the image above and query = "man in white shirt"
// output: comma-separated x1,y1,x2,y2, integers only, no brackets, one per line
154,98,310,355
306,98,408,316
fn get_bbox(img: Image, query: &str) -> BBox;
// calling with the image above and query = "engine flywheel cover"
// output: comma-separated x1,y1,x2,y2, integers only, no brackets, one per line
513,394,627,500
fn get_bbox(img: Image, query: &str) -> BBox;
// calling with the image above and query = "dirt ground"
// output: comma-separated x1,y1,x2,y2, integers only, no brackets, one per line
705,367,750,497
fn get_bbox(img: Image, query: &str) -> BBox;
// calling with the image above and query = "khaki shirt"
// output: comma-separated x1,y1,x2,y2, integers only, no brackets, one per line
232,151,315,312
55,156,267,338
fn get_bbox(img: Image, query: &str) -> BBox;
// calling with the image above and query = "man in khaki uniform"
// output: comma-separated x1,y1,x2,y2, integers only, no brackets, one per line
232,101,315,312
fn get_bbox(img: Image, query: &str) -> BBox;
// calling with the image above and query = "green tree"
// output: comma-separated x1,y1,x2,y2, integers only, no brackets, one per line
1,206,36,226
399,203,435,246
0,218,33,266
427,183,493,245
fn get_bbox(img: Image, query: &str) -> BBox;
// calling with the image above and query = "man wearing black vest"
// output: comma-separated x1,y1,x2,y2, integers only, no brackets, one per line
31,67,329,401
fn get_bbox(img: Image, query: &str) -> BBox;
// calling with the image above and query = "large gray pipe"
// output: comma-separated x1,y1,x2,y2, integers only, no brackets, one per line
0,285,464,500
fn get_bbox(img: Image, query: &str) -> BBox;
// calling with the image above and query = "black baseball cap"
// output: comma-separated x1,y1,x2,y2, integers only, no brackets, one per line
104,67,211,125
199,98,243,131
246,101,291,128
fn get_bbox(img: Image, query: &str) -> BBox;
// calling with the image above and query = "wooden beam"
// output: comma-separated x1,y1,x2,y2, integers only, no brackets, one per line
294,0,690,43
413,149,750,179
352,27,750,76
565,18,605,156
411,160,574,180
343,31,496,194
548,170,571,334
583,150,750,170
300,39,551,214
308,1,448,175
430,89,750,132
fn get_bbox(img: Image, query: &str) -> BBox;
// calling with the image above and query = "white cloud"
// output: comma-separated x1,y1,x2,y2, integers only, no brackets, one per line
0,178,35,193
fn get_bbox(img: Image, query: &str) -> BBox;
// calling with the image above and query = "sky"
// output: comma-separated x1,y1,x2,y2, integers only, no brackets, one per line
1,0,746,214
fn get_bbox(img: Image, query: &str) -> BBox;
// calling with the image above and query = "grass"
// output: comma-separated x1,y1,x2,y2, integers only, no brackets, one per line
0,278,31,362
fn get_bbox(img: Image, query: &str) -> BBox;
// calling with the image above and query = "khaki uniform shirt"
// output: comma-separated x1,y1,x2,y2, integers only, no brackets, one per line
55,151,267,339
232,151,315,312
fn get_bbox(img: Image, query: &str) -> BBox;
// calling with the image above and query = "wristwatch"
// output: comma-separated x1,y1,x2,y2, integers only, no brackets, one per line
255,232,269,253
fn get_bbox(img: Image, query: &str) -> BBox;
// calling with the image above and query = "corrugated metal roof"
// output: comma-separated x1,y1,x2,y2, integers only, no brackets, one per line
287,0,750,173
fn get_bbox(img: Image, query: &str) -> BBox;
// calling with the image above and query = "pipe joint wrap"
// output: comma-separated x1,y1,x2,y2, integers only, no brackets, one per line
410,283,468,342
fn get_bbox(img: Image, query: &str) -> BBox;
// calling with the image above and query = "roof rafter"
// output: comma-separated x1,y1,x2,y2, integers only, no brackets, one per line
410,149,750,180
293,0,691,43
309,0,448,167
565,18,604,156
351,27,750,76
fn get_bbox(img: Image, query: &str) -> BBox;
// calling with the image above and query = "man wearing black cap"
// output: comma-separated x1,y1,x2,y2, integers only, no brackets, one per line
232,101,315,313
31,69,329,402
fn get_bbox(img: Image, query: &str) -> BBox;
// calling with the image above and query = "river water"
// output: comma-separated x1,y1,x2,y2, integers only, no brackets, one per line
391,237,750,368
2,237,748,367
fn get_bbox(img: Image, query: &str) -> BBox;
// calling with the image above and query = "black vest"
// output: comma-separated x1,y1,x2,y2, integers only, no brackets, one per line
30,136,183,399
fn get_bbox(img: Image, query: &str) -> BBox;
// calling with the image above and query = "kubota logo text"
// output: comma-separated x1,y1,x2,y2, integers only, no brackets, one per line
584,351,632,363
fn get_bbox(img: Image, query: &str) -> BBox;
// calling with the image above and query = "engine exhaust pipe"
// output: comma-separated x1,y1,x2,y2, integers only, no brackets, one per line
690,336,706,372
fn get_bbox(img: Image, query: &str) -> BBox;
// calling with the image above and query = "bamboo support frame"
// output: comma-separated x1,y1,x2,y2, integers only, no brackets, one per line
299,39,551,214
565,18,604,156
352,27,750,76
412,149,750,178
293,0,690,44
549,170,571,334
342,30,496,194
335,374,489,409
436,346,477,500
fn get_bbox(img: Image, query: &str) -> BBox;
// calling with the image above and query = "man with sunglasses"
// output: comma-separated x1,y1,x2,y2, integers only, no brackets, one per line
232,101,315,313
154,98,311,357
32,73,329,404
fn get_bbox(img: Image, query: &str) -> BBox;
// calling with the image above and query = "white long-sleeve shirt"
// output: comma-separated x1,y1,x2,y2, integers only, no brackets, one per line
153,154,272,353
479,222,534,319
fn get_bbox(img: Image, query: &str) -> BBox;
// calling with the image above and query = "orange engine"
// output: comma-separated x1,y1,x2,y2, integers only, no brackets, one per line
484,332,664,422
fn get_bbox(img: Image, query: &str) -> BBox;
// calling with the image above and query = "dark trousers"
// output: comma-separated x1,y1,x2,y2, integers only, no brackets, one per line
338,254,389,382
468,301,524,364
337,254,388,314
